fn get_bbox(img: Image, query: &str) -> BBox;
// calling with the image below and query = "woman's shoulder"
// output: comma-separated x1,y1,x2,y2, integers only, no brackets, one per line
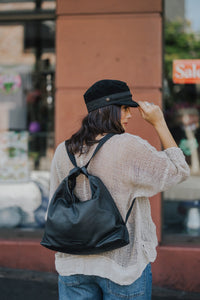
113,133,151,147
53,141,67,160
111,133,158,155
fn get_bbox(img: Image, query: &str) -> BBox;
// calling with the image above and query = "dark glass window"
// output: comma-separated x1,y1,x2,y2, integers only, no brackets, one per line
163,0,200,243
0,1,55,232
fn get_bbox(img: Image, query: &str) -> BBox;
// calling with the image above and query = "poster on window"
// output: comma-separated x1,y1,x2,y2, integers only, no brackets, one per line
0,131,29,182
173,59,200,84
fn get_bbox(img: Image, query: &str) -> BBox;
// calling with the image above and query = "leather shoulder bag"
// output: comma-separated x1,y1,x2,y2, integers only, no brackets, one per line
41,133,135,254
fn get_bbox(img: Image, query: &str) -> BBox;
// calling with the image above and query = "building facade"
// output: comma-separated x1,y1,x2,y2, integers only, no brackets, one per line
0,0,199,292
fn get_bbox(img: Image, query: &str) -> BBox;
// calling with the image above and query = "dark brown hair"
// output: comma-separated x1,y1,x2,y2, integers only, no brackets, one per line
67,105,124,154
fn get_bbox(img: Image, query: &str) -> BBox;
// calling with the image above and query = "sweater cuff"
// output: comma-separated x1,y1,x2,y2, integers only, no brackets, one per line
164,147,185,162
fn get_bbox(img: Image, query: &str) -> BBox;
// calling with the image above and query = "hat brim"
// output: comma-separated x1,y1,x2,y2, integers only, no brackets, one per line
86,91,139,112
116,97,139,108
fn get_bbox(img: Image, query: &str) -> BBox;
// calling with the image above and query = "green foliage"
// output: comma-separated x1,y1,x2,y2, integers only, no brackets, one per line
165,19,200,79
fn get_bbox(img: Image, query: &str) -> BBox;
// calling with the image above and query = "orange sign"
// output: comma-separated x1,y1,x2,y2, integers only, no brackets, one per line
173,59,200,84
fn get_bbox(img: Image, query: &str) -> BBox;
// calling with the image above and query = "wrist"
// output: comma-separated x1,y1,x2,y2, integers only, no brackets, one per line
153,119,167,131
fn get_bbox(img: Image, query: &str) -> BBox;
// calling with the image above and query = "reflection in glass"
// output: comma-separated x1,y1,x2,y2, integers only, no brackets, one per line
0,13,55,229
164,0,200,239
0,1,56,12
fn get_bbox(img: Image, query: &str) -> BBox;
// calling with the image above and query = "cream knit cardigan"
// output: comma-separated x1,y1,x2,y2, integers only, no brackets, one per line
48,133,190,285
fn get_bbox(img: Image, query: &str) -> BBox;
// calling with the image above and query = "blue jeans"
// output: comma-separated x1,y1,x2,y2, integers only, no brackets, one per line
58,263,152,300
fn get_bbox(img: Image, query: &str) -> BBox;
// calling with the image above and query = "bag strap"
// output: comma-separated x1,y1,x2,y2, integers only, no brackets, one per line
65,134,136,221
85,133,115,168
125,198,136,224
65,144,77,167
65,133,116,168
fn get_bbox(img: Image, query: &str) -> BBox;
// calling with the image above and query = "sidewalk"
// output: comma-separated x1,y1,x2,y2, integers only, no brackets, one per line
0,267,199,300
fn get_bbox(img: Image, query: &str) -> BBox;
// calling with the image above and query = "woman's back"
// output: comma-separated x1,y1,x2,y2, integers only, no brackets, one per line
50,132,189,285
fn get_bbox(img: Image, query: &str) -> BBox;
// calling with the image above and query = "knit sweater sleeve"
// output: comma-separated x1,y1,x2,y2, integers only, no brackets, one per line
48,143,64,202
125,134,190,198
45,152,60,219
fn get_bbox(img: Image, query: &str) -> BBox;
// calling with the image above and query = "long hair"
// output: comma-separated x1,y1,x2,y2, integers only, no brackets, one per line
67,105,124,154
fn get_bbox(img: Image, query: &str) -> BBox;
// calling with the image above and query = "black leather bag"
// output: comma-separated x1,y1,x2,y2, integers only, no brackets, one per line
41,133,135,255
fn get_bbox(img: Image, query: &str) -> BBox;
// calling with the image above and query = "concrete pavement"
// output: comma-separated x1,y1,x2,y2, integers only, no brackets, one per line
0,267,199,300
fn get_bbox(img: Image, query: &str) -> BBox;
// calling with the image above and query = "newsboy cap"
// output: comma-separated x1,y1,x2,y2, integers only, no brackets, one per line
84,79,138,112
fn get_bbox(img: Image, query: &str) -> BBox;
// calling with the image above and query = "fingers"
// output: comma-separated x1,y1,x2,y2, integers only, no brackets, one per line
138,101,156,115
138,101,155,110
137,101,164,126
144,101,154,106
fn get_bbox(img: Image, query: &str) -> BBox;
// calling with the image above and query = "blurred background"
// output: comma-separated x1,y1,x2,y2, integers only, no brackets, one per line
0,0,199,294
163,0,200,242
0,0,55,230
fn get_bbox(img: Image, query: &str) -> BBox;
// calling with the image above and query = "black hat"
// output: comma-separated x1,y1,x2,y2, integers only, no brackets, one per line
84,79,139,112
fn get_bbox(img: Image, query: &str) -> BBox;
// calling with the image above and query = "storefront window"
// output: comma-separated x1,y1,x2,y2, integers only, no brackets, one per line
0,1,55,231
163,0,200,242
0,0,56,12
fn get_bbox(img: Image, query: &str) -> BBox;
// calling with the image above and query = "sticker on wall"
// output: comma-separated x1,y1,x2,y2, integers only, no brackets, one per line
173,59,200,84
0,131,29,182
0,73,22,94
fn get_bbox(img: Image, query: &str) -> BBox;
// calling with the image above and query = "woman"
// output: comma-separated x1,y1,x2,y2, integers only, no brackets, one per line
49,79,190,300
